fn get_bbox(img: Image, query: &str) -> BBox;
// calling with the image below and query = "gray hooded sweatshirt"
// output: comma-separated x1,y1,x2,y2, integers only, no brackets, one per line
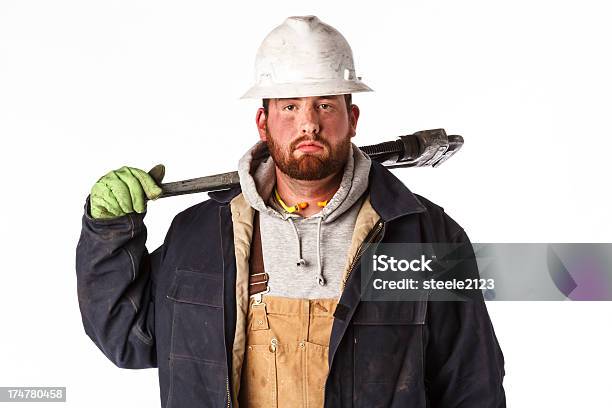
238,141,372,299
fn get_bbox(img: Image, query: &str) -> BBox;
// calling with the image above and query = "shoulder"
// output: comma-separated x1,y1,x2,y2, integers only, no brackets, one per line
413,193,467,243
169,186,242,230
368,162,467,242
165,197,227,240
176,198,221,221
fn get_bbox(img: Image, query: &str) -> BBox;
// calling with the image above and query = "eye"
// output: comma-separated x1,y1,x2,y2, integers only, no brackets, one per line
319,103,336,111
283,104,296,111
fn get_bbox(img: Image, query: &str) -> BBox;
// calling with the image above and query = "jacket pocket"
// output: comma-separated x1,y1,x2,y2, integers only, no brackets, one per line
352,301,427,408
165,269,227,408
166,268,223,307
166,268,225,362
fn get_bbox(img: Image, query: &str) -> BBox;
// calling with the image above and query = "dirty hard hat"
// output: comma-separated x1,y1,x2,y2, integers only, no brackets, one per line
241,15,373,99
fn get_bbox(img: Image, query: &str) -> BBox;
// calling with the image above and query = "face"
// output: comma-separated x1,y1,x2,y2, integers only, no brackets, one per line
256,95,360,181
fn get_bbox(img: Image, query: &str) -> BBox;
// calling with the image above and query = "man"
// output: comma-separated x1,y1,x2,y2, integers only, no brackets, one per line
76,16,506,407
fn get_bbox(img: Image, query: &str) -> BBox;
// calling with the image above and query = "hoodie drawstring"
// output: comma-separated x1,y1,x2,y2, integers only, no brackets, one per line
288,216,326,286
288,217,306,266
315,217,325,286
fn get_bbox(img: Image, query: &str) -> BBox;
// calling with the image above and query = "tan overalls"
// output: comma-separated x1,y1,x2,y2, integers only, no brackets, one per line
231,193,381,407
240,295,338,407
238,212,337,407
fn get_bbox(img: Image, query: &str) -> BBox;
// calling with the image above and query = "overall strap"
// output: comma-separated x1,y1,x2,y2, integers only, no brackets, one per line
248,211,269,296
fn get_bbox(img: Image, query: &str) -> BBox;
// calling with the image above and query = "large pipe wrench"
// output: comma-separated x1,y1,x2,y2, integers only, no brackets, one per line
157,128,463,198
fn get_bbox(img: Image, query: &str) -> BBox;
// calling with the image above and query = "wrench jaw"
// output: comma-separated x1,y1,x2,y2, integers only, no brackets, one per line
431,135,464,168
385,129,464,169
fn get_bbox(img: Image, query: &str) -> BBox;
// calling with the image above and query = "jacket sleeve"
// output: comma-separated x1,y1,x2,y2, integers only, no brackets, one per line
75,196,168,369
424,228,506,407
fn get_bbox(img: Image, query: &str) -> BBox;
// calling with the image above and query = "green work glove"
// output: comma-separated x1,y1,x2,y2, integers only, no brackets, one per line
89,164,165,219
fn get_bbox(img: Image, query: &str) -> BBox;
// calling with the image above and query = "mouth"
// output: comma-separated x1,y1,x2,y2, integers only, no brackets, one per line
295,141,324,153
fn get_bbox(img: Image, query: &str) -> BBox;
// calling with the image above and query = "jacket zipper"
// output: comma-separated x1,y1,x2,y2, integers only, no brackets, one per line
226,375,231,408
331,219,385,408
341,219,385,290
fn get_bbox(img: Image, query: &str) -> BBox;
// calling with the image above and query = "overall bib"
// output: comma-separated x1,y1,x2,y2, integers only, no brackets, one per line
239,212,338,408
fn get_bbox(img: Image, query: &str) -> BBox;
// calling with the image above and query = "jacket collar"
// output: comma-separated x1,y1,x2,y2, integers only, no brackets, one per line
367,161,426,221
208,185,242,204
208,161,426,221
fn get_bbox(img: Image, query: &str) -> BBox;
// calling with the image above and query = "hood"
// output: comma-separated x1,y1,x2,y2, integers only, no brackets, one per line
237,140,371,288
238,141,371,223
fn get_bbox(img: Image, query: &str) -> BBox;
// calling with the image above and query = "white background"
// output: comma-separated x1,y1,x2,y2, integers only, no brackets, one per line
1,0,611,406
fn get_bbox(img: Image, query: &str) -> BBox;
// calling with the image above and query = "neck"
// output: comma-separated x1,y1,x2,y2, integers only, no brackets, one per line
274,167,344,217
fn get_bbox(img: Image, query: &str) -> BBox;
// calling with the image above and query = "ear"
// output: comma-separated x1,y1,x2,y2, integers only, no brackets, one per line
348,104,360,138
256,108,268,141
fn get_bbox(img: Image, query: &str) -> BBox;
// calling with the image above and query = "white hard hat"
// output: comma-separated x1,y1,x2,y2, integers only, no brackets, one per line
241,16,373,99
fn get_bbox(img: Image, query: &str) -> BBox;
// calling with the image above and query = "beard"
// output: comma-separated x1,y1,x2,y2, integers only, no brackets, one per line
266,129,351,181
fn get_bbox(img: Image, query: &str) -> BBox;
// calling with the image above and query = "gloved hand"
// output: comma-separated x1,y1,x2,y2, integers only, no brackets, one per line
89,164,165,219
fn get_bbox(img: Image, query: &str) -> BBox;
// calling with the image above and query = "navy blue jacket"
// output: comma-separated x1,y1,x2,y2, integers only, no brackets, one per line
76,161,506,407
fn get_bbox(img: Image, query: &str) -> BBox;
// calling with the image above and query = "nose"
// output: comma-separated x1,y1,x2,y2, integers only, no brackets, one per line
299,106,320,135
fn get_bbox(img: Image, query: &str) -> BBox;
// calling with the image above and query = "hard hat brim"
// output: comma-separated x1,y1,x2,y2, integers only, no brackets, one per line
240,80,373,99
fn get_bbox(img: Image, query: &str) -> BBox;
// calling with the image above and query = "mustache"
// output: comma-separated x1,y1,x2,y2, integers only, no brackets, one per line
289,135,330,152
